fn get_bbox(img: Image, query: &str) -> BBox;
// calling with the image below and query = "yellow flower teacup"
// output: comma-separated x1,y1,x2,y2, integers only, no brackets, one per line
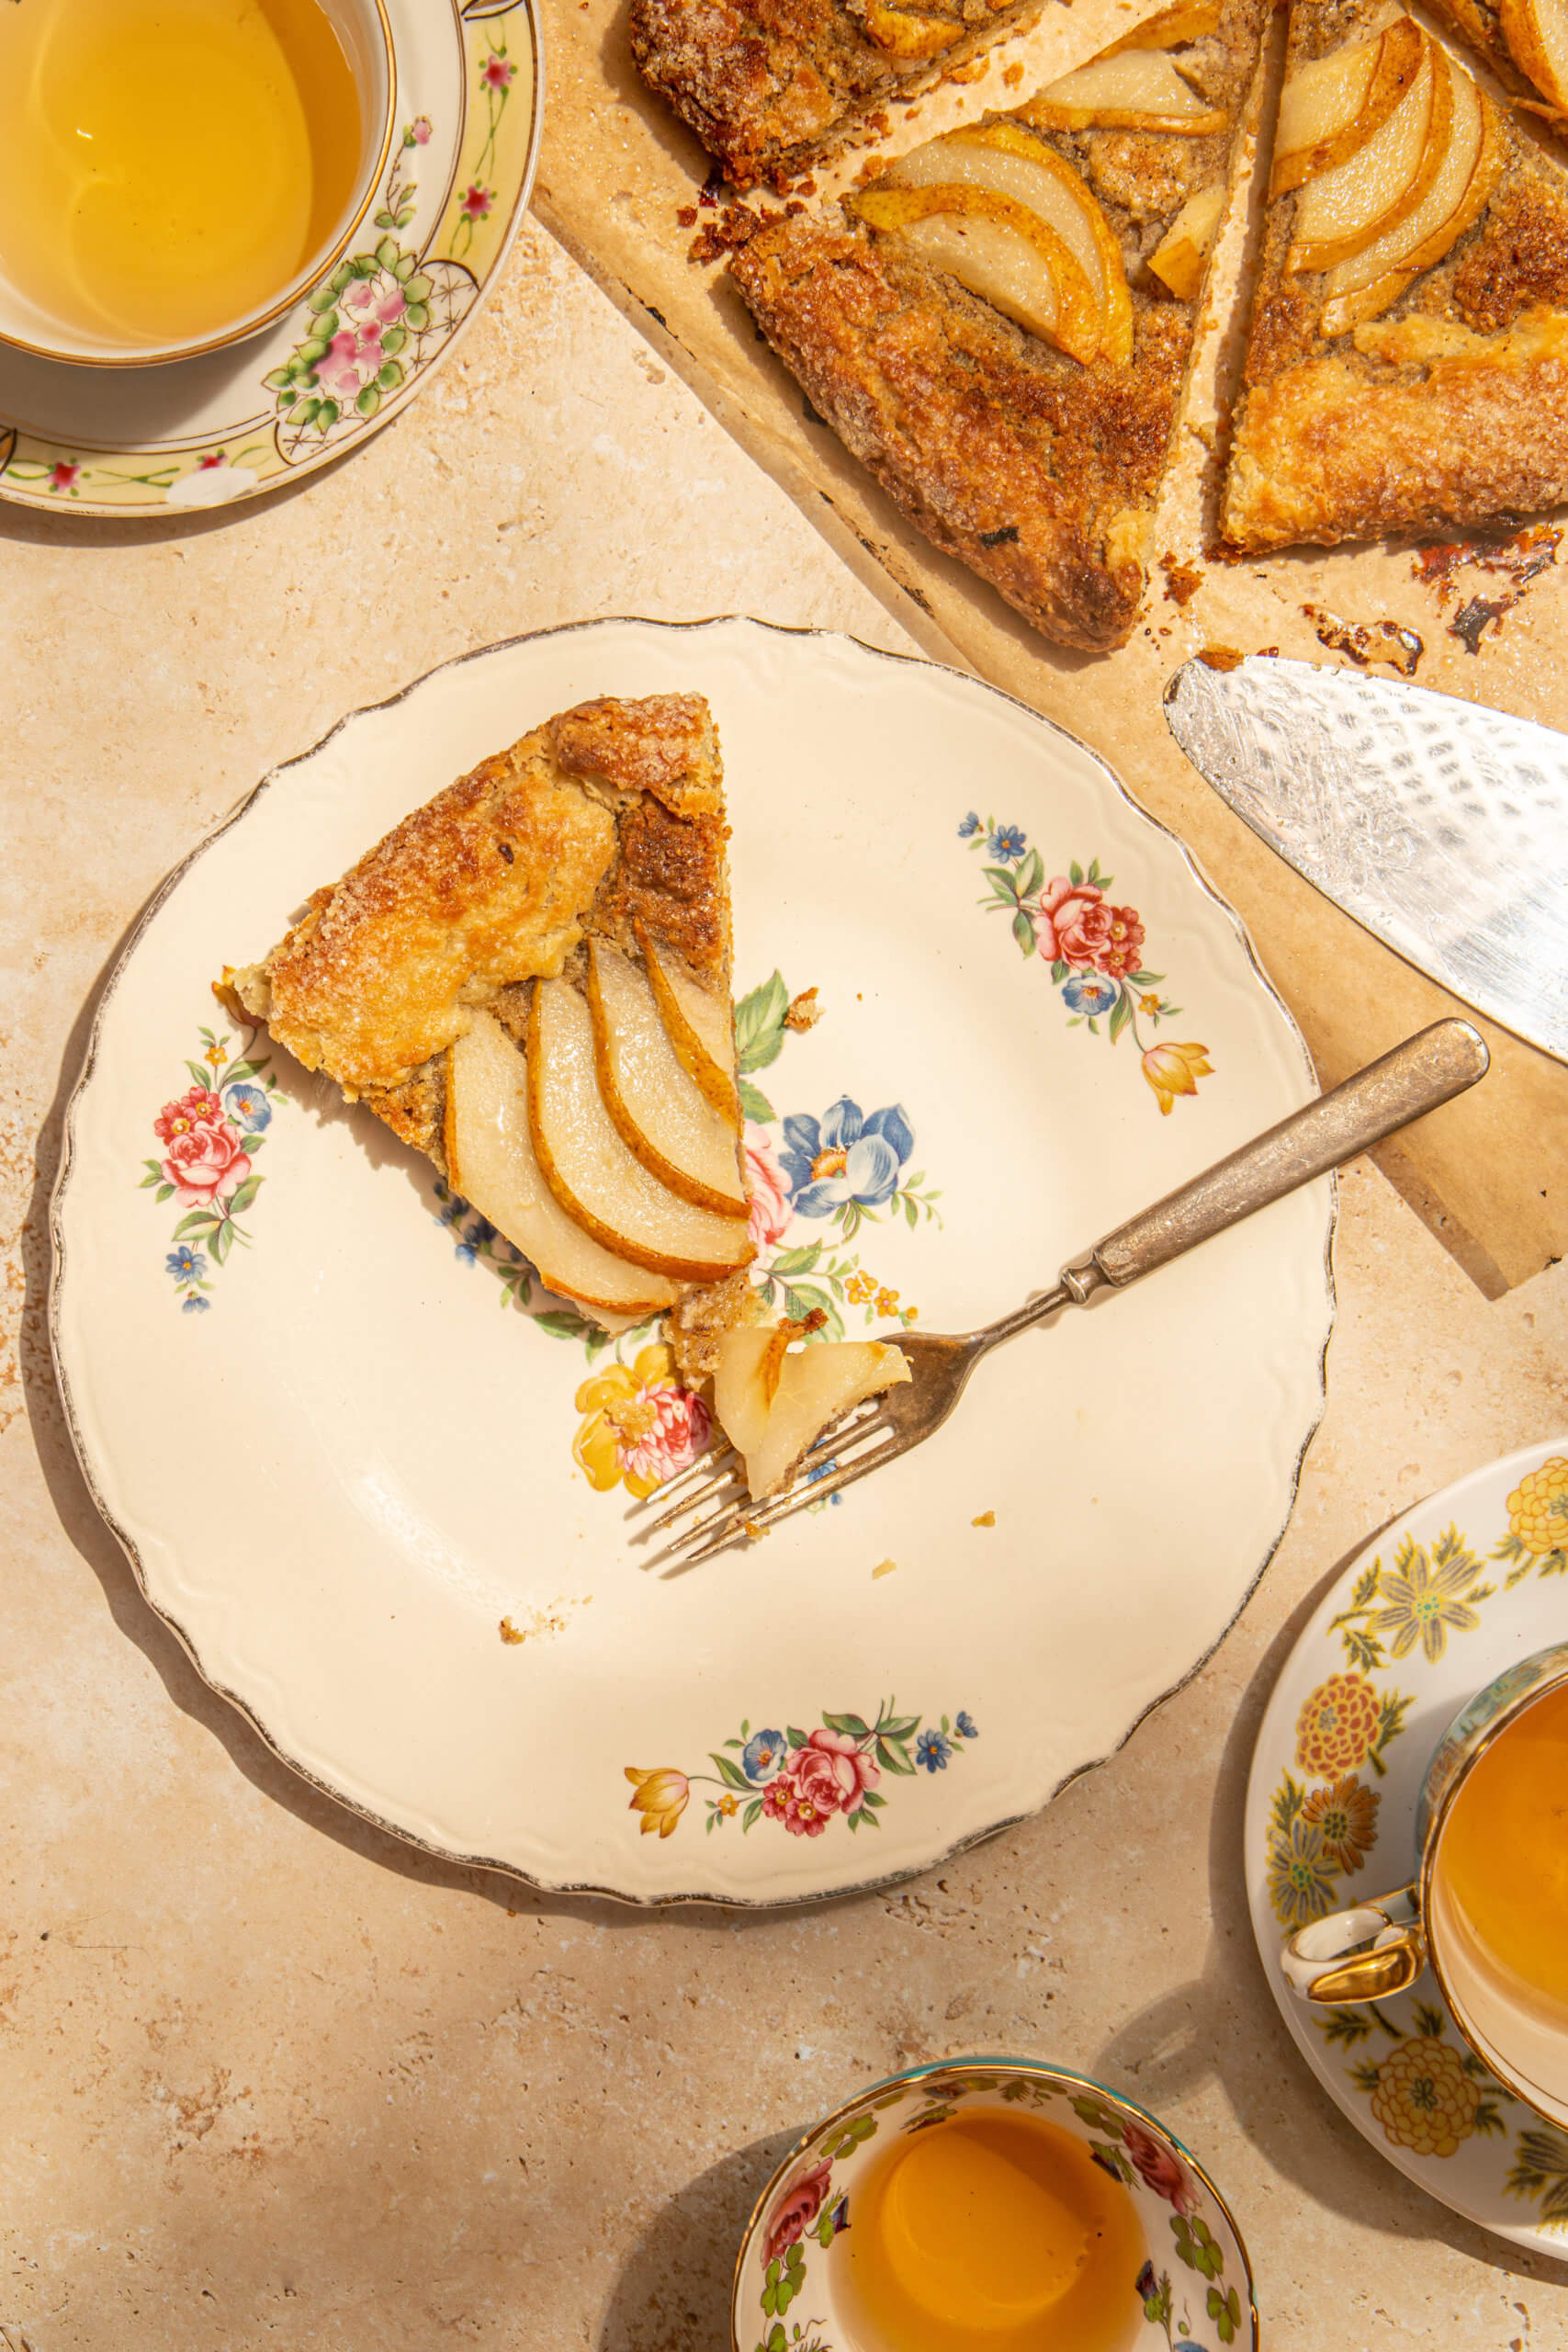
1282,1641,1568,2128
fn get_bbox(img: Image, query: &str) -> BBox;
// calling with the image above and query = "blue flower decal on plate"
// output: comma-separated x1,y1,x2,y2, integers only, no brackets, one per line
166,1245,207,1282
917,1728,952,1772
958,811,981,838
987,825,1026,863
955,1711,977,1739
224,1081,271,1130
742,1729,788,1782
1062,974,1121,1017
780,1097,916,1223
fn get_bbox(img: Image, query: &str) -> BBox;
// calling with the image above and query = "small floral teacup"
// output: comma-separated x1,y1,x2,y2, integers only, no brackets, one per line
1282,1641,1568,2128
731,2056,1258,2352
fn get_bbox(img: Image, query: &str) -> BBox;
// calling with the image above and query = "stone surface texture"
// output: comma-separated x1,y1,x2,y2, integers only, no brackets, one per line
3,218,1568,2352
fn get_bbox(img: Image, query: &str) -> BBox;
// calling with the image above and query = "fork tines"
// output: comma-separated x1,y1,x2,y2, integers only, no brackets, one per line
642,1395,895,1563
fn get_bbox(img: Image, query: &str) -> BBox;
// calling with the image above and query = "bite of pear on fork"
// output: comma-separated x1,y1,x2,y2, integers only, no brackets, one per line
641,1021,1489,1566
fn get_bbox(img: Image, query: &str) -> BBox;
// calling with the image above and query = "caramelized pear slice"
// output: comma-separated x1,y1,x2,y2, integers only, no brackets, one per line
636,924,742,1131
886,124,1133,362
1271,18,1422,196
852,181,1103,361
1102,0,1222,51
1320,65,1500,331
1024,48,1228,133
586,942,749,1217
1500,0,1568,110
528,981,756,1283
1289,36,1448,273
1148,180,1226,299
862,0,964,56
713,1319,912,1498
444,1011,680,1319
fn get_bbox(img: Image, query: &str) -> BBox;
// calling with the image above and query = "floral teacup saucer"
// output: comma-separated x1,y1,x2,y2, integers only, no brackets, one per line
1245,1437,1568,2251
0,0,538,520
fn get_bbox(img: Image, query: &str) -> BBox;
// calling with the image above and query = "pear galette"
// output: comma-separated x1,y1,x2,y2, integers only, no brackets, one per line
1222,0,1568,548
728,0,1269,650
230,693,907,1497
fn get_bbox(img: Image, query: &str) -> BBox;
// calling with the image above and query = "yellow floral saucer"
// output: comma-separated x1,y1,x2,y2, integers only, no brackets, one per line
52,616,1334,1905
1245,1437,1568,2250
0,0,538,519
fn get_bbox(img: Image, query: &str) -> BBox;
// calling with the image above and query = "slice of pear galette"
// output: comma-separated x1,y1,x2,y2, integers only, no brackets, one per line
1223,0,1568,549
728,0,1269,650
229,692,906,1498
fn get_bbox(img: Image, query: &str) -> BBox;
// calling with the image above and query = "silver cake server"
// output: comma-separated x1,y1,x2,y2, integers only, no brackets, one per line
1163,655,1568,1063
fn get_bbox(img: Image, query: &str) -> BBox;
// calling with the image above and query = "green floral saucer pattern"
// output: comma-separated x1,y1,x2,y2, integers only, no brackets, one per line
1245,1437,1568,2250
0,0,538,519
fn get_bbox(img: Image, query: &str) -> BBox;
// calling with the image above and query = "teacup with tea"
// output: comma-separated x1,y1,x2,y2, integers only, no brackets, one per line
732,2058,1257,2352
1283,1641,1568,2127
0,0,394,367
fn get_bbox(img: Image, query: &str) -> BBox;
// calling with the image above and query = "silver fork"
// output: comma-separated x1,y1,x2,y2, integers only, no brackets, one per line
643,1019,1489,1566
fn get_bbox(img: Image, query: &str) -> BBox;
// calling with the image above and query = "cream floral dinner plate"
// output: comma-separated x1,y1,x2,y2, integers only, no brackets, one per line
1246,1437,1568,2249
52,616,1334,1905
0,0,538,518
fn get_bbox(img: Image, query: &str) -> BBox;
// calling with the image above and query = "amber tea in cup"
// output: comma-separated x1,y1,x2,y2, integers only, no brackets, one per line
0,0,390,364
1436,1679,1568,2027
837,2107,1148,2352
1285,1642,1568,2127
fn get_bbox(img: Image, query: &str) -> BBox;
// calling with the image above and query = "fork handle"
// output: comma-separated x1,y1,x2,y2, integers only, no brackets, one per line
1070,1019,1488,1295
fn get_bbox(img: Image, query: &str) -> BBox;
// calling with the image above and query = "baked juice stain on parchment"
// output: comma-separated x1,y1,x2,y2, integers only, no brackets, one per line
1413,525,1562,654
1302,605,1424,678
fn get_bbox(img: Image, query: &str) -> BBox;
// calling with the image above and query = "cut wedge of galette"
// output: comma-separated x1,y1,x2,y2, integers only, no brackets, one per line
1223,0,1568,548
228,692,907,1496
730,0,1269,650
629,0,1052,190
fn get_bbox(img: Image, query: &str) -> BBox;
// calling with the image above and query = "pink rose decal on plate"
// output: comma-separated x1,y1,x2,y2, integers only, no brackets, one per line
141,1029,282,1310
763,1728,881,1838
1122,2122,1198,2216
962,819,1213,1116
161,1117,251,1209
744,1123,792,1253
763,2158,833,2264
1033,876,1145,978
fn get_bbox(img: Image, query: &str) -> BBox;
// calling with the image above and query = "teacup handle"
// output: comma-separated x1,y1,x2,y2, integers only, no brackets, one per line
1281,1885,1426,2003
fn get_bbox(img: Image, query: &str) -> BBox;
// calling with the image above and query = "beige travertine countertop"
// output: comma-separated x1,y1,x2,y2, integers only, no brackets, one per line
4,216,1568,2352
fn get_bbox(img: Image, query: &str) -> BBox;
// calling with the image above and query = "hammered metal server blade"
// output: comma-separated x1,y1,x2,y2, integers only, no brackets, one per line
1163,655,1568,1063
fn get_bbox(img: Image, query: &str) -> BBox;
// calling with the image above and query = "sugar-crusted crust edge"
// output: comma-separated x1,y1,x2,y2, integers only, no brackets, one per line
628,0,1046,187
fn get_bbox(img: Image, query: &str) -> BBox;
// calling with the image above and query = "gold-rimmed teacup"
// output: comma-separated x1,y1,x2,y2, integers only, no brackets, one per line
732,2056,1258,2352
0,0,395,369
1282,1640,1568,2128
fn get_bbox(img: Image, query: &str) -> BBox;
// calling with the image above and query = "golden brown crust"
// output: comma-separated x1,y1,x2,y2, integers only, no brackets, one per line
1224,0,1568,549
728,0,1266,650
1224,313,1568,548
734,220,1187,648
234,694,728,1154
628,0,1042,187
